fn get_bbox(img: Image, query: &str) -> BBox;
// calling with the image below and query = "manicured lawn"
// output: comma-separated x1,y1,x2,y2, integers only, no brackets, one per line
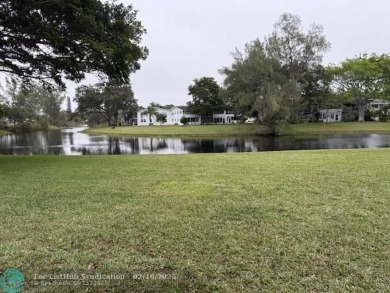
85,123,267,137
0,129,9,136
291,121,390,135
1,149,389,292
85,122,390,137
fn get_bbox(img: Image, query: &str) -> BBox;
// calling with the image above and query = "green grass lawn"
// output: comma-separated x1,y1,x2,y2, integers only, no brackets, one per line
85,123,266,137
85,122,390,137
291,121,390,135
0,129,9,136
1,150,389,292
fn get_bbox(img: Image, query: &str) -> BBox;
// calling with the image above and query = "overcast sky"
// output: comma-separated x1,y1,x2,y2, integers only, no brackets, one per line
6,0,390,109
116,0,390,107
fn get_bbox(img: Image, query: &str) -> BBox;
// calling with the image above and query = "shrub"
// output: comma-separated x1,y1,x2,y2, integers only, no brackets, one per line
180,116,189,125
378,106,390,122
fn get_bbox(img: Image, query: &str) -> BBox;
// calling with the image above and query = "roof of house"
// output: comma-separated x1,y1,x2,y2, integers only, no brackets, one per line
370,99,390,104
319,108,342,113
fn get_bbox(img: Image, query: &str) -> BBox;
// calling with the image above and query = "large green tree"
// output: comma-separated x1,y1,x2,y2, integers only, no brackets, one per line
75,83,138,126
0,0,148,88
187,77,223,123
1,77,63,125
40,90,64,125
123,98,139,126
266,13,330,81
265,13,330,122
327,54,390,121
220,13,330,134
220,40,291,135
155,113,167,125
300,65,338,121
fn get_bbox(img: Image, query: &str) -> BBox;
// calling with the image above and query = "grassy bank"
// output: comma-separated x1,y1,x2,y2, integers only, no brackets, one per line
85,122,390,137
1,125,60,135
85,123,266,137
292,121,390,135
0,129,9,136
1,149,389,292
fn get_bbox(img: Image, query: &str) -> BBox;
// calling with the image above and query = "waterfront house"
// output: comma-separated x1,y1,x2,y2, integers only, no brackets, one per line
318,109,342,122
136,106,235,126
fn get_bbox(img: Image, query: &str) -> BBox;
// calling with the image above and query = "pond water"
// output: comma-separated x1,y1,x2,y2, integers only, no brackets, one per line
0,127,389,155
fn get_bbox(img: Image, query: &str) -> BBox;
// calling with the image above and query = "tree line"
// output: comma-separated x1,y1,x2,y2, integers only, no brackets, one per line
0,3,389,134
0,0,147,130
186,13,390,135
0,77,68,129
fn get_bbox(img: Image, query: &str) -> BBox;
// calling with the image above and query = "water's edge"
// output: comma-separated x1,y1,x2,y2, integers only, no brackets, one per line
0,127,389,155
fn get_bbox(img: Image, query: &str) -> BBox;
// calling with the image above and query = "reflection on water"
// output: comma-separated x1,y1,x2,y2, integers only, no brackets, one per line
0,127,389,155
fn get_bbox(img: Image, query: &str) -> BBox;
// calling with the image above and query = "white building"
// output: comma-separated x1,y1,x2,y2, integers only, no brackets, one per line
212,110,236,124
136,106,235,126
137,107,170,125
369,99,390,121
319,109,342,122
369,99,390,110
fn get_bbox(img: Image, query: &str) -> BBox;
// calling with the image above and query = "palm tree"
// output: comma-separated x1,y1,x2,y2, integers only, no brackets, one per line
142,104,159,125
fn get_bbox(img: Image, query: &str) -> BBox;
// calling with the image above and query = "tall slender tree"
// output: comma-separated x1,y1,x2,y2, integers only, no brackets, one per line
220,13,331,135
142,104,159,124
265,13,330,122
66,96,72,114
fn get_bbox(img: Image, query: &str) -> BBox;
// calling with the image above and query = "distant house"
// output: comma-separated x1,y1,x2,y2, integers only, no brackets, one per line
369,99,390,121
369,99,390,110
212,110,236,124
318,109,342,122
136,106,235,126
137,107,169,125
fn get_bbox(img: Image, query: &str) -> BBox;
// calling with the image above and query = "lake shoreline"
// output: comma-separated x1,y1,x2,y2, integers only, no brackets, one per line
84,122,390,138
1,128,390,155
0,123,88,136
0,130,9,136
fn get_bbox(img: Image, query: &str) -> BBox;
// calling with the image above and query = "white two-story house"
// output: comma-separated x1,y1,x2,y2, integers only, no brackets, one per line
319,108,343,122
136,106,234,126
369,99,390,110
